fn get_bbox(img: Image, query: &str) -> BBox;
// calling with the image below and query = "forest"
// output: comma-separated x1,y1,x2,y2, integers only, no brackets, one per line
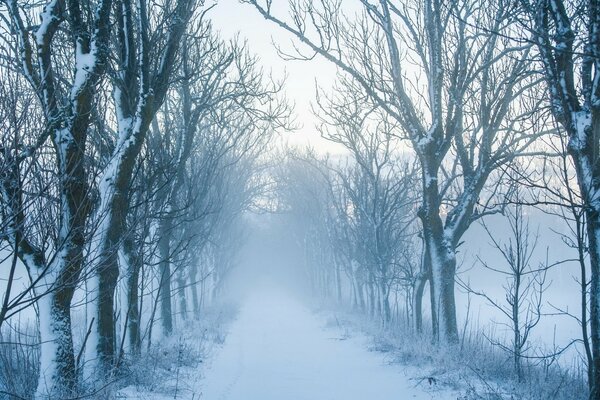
0,0,597,399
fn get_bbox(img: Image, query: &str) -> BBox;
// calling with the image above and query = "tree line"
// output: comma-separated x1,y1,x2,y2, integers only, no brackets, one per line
257,0,599,398
0,1,287,398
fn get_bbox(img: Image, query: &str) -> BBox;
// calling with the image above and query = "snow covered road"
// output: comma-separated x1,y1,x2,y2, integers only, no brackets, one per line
200,290,455,400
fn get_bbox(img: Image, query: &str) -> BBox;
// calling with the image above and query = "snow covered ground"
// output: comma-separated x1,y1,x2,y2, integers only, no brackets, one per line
200,289,458,400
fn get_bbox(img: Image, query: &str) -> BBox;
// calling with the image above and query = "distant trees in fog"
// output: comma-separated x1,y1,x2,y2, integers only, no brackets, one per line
253,0,599,397
248,0,544,345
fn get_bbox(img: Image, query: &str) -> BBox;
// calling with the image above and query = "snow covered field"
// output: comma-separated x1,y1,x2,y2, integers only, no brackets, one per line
200,289,456,400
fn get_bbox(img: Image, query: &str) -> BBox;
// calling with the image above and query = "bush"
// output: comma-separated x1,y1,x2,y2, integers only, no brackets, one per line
323,306,587,400
117,305,236,399
0,323,39,400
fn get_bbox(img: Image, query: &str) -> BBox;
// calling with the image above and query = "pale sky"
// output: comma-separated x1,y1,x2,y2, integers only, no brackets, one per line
210,0,346,154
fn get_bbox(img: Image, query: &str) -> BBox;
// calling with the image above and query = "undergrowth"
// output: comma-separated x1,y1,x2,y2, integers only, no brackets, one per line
116,305,236,399
0,304,236,400
0,322,38,400
323,307,587,400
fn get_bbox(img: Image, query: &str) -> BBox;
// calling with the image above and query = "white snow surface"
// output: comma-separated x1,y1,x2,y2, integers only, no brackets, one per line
199,289,456,400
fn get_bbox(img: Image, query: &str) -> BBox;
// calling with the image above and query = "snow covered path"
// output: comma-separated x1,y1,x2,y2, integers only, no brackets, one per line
200,290,455,400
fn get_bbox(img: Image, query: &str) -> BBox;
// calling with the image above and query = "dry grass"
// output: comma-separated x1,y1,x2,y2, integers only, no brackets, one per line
0,322,39,400
324,307,587,400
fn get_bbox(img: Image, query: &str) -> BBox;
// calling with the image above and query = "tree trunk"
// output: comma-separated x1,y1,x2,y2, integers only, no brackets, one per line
350,278,358,309
420,159,459,343
88,138,147,379
178,269,188,321
96,252,119,375
380,282,391,324
335,262,343,303
428,239,459,343
413,274,428,333
512,267,522,381
35,288,76,399
190,261,200,318
158,216,173,335
357,280,366,311
569,114,600,399
121,238,141,355
414,241,431,333
584,204,600,399
367,280,375,318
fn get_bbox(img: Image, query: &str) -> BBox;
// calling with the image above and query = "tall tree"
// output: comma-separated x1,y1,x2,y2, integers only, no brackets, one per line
521,0,600,397
85,0,196,379
1,0,112,397
148,31,286,336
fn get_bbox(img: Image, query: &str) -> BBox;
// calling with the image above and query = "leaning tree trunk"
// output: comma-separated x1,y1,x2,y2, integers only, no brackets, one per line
86,117,152,379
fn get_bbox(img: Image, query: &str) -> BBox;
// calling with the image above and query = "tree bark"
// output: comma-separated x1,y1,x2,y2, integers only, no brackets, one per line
35,285,77,399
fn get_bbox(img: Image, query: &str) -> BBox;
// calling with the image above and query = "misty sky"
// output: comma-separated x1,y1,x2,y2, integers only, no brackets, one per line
211,0,345,153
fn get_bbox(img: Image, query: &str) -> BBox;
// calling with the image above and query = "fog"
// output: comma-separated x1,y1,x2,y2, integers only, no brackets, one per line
218,207,583,363
221,213,313,304
0,0,593,399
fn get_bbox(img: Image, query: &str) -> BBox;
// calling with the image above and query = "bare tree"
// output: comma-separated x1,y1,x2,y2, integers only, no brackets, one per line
0,0,112,396
147,30,287,336
277,144,418,325
519,1,600,397
246,0,543,342
315,88,419,323
512,128,594,388
85,0,196,379
461,197,550,381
